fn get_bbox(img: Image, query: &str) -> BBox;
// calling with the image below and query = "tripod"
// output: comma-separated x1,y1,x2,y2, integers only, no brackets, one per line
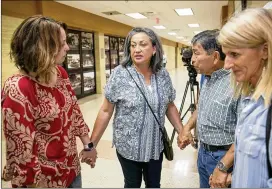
170,76,200,149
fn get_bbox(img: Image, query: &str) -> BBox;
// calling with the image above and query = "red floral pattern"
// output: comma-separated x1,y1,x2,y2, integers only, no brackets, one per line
1,66,89,188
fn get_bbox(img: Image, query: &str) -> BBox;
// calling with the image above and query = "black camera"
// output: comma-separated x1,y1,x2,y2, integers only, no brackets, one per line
181,47,198,84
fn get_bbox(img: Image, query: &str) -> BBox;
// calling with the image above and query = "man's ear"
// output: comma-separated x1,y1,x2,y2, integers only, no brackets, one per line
213,51,220,65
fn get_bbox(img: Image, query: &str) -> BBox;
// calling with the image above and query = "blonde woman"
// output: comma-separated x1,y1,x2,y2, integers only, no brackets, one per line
1,15,97,188
213,8,272,188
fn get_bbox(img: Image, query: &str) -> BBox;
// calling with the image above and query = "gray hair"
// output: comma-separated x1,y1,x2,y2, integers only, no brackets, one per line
191,29,225,61
121,27,164,73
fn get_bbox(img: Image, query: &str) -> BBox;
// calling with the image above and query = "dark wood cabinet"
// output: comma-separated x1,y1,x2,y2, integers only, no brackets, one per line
105,35,125,82
64,29,96,99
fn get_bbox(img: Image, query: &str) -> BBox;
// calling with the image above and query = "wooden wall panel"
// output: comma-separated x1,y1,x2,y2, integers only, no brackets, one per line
221,5,229,27
2,1,39,19
40,1,131,37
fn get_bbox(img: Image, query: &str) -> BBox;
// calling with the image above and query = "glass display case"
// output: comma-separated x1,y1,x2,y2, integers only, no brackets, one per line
104,35,126,82
64,29,96,99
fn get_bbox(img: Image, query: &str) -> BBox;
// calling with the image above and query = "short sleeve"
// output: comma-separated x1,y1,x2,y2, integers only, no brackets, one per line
164,69,176,103
104,66,122,104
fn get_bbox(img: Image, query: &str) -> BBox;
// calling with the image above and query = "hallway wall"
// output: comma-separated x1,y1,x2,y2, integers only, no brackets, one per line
2,16,24,86
162,45,176,70
2,1,186,87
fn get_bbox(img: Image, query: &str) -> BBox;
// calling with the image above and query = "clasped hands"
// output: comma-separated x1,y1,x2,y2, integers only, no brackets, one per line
79,148,98,168
209,169,232,188
177,126,196,149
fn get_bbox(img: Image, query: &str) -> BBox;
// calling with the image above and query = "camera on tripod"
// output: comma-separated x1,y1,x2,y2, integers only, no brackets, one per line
181,47,198,84
169,47,199,149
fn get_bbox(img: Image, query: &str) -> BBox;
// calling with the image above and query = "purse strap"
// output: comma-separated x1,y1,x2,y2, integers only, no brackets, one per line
266,99,272,178
125,67,163,133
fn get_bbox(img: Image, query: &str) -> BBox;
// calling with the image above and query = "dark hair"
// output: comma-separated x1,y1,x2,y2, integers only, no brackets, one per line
10,15,67,83
191,29,225,61
121,27,164,73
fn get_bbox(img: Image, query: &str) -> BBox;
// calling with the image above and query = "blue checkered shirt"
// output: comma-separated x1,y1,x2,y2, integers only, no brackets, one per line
197,69,239,145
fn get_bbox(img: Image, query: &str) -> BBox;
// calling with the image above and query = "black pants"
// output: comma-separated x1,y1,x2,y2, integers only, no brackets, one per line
116,150,163,188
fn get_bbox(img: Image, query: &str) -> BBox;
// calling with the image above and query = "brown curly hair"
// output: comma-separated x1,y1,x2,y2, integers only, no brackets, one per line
10,15,67,84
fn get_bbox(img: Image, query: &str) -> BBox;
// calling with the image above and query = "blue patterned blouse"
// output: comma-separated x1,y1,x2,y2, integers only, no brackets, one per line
105,65,176,162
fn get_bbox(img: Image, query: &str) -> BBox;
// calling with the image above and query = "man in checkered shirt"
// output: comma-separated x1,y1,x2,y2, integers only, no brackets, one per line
178,30,239,188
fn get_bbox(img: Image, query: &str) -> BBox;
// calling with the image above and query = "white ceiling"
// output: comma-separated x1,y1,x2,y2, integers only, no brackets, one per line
56,1,228,45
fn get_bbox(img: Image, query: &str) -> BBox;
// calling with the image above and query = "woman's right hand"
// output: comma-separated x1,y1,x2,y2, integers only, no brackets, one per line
79,148,98,168
177,126,194,149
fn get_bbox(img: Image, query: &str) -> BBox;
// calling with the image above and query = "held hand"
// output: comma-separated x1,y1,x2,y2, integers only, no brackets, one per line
79,148,98,168
209,168,228,188
2,166,12,181
226,173,232,187
177,127,194,149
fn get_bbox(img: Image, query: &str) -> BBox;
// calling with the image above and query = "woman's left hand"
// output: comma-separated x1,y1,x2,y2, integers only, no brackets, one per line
2,166,12,181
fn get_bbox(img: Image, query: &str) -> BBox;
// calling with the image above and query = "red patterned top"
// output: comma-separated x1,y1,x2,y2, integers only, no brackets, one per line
1,66,89,188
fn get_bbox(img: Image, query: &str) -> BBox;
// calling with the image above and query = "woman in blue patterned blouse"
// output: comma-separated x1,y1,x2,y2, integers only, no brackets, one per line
218,8,272,188
88,27,184,188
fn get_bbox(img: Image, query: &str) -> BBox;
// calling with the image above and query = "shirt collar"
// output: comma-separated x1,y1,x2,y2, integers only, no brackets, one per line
211,68,230,80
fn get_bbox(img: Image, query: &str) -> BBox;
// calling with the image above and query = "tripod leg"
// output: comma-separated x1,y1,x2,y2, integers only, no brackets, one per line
171,81,190,144
191,82,200,149
179,81,190,115
193,82,200,148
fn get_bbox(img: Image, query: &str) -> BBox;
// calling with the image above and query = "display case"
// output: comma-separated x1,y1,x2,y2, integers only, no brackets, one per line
64,29,96,99
104,35,126,82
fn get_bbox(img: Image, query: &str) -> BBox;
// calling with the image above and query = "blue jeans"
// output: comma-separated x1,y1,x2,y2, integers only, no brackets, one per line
68,173,82,188
197,144,232,188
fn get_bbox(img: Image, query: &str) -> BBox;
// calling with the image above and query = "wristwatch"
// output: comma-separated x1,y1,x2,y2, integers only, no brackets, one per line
84,142,95,151
217,161,228,173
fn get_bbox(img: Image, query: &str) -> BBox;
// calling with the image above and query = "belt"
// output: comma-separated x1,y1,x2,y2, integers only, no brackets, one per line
201,142,231,152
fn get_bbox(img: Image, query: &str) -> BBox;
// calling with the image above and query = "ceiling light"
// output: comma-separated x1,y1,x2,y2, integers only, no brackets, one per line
168,32,177,36
153,25,166,29
194,31,202,34
176,36,184,39
125,13,147,19
174,8,194,16
188,23,199,28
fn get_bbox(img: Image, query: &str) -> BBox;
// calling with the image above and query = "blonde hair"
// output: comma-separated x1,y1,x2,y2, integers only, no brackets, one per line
10,15,67,84
218,8,272,107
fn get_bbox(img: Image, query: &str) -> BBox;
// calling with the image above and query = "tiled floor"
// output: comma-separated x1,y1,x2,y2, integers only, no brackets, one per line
1,67,200,188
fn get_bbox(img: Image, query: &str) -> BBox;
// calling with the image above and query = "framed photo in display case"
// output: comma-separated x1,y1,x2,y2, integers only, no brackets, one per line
119,51,124,63
104,36,109,50
67,54,80,69
81,32,93,50
119,38,125,52
105,36,126,81
67,33,79,50
69,73,82,96
82,52,94,69
105,51,110,69
110,37,118,50
83,72,95,93
110,51,118,69
105,69,111,83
